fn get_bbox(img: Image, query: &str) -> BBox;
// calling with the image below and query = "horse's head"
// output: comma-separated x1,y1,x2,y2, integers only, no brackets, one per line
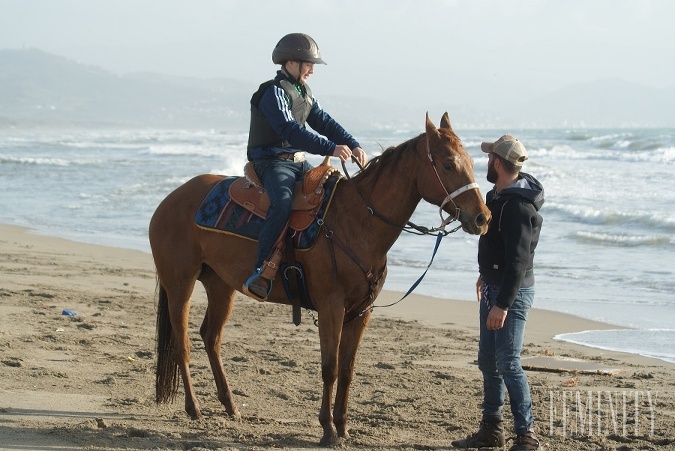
418,113,490,235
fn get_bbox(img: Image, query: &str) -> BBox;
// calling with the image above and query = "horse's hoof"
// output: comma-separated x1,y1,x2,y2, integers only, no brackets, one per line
319,434,342,447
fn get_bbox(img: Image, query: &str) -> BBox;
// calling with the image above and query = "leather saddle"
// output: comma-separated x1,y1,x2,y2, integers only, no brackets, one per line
229,160,340,231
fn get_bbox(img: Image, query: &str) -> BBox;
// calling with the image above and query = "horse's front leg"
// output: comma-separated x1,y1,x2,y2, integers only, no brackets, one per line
317,306,345,446
333,310,371,439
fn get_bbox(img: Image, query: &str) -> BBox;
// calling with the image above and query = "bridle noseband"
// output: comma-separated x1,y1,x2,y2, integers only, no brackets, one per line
424,135,480,233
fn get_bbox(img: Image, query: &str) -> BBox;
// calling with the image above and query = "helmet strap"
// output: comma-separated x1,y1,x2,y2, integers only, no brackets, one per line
282,63,302,85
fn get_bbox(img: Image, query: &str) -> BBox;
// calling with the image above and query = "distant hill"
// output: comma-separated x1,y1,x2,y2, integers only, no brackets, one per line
1,48,673,129
0,48,252,129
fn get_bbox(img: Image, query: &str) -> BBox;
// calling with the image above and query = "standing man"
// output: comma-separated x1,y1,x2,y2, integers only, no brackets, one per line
243,33,367,301
452,135,544,451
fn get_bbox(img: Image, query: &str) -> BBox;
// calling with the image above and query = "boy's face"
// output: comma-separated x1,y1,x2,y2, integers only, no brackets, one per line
286,61,314,84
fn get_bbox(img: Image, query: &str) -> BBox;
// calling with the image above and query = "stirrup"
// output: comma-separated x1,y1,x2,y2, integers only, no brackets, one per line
242,268,273,302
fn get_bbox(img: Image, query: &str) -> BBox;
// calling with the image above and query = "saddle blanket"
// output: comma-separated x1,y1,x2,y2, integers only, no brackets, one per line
194,175,340,250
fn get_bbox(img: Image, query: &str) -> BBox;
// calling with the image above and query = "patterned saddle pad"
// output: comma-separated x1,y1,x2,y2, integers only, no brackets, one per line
195,174,340,250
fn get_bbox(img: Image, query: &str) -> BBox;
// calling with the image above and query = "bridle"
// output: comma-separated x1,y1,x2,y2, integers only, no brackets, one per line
423,135,480,234
342,133,480,235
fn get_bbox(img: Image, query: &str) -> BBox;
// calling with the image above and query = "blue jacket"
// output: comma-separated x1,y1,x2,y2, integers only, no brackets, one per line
247,70,360,161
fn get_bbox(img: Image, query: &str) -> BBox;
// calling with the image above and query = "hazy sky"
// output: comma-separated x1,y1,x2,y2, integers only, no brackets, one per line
1,0,673,106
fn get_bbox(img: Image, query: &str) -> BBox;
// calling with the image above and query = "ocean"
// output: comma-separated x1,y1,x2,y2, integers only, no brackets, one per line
1,126,673,363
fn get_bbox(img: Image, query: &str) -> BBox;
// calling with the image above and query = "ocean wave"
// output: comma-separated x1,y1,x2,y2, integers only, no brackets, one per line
143,140,249,158
57,140,147,150
530,144,675,164
574,231,673,247
0,154,70,166
119,177,193,196
386,257,433,269
0,154,107,167
459,139,483,148
564,132,593,141
615,146,675,163
545,202,675,232
627,140,664,151
144,144,222,157
1,129,245,152
0,132,146,149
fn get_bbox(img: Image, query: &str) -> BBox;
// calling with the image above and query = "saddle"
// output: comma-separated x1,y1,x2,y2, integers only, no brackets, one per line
229,159,340,231
234,158,340,325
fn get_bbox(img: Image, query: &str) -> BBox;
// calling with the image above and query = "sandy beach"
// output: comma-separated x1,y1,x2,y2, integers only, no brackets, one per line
1,223,673,450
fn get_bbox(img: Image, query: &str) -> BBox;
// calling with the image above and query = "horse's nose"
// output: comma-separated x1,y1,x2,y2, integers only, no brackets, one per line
475,212,489,228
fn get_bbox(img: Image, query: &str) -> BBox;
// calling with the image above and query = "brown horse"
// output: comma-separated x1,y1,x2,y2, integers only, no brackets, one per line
150,113,490,445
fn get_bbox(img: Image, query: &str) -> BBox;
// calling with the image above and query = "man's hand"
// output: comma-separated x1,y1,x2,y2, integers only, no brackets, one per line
475,276,482,302
486,306,507,330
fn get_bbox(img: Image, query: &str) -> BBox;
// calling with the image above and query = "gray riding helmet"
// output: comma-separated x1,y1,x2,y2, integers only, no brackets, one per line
272,33,327,65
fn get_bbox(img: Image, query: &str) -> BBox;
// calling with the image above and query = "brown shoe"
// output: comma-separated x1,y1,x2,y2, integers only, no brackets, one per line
451,419,506,448
243,272,271,301
507,431,540,450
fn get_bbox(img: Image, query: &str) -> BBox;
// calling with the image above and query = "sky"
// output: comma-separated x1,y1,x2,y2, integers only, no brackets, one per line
1,0,674,108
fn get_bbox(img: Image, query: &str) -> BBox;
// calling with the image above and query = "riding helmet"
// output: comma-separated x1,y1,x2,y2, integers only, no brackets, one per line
272,33,326,65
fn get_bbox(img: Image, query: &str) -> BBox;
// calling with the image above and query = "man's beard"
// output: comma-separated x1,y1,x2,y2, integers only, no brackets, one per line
487,159,498,183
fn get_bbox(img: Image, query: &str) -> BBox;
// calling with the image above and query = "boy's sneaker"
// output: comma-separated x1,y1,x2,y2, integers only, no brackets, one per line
242,268,272,301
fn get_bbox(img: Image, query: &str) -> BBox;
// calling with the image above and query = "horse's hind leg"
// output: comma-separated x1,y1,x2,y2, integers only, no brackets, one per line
333,311,371,439
164,277,203,419
199,266,240,419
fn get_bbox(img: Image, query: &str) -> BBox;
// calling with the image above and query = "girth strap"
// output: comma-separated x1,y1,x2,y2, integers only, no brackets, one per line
281,234,317,325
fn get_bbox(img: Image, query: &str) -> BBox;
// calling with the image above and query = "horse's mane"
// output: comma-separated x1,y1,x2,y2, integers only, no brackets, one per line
351,133,425,187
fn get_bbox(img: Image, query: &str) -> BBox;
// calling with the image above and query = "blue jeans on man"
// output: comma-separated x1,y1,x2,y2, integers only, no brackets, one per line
478,282,535,435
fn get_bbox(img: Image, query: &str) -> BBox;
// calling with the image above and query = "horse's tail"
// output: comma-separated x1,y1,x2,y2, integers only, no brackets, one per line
155,279,180,404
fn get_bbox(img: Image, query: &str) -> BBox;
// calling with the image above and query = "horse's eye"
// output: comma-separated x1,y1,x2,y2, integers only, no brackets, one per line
443,161,456,172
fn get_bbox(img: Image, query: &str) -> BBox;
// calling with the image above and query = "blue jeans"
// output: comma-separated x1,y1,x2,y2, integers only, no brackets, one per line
252,158,312,270
478,282,535,434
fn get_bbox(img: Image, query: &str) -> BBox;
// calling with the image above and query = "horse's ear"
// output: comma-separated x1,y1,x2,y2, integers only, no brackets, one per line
440,112,453,131
425,112,437,134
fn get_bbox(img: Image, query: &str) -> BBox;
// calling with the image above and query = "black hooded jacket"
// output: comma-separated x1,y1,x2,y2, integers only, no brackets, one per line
478,172,545,310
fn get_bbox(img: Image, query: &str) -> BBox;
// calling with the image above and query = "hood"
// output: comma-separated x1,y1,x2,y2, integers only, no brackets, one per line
490,172,545,211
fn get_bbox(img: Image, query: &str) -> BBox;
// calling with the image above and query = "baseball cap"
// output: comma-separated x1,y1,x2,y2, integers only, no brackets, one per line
481,135,528,167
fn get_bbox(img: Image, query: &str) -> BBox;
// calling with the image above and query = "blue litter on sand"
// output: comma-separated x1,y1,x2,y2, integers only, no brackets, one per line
61,309,78,316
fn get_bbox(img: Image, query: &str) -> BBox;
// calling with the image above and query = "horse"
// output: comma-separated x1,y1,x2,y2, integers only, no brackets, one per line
150,112,491,445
